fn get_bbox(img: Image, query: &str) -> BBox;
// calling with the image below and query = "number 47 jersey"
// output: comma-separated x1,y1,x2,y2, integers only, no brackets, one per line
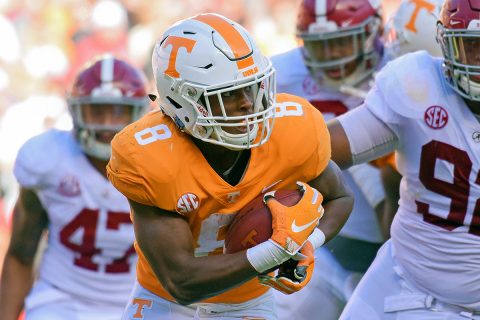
13,129,136,306
364,51,480,309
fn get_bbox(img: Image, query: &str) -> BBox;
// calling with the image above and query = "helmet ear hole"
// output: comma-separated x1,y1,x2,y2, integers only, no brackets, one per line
166,96,183,109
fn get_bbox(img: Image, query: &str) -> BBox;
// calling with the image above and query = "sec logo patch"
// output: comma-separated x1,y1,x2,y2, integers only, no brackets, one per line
176,193,200,215
424,106,448,129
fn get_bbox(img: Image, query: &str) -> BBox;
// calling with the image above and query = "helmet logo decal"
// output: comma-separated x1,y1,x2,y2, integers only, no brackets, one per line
162,36,197,78
242,66,258,77
193,14,256,74
424,105,448,129
405,0,436,33
176,193,200,215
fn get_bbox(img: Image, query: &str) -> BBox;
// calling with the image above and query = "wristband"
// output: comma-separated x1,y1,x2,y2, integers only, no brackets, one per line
246,240,291,273
308,228,326,250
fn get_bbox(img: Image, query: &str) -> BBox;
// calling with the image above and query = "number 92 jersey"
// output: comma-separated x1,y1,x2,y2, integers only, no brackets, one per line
364,51,480,309
13,129,136,305
107,93,331,304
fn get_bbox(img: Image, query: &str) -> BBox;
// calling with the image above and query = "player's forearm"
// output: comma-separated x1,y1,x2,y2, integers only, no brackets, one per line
317,193,354,242
148,250,257,305
0,254,35,320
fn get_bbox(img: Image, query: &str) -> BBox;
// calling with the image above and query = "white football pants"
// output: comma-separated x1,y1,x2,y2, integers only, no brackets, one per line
340,240,480,320
25,279,125,320
122,281,277,319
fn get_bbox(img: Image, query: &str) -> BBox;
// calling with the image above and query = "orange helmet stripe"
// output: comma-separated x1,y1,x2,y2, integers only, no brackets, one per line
193,14,255,71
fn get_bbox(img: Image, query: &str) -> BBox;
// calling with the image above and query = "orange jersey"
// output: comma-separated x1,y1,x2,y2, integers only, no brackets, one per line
369,153,396,169
107,93,331,304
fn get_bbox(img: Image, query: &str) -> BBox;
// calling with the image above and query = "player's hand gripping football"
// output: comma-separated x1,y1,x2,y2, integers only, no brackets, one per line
263,181,324,255
258,241,314,294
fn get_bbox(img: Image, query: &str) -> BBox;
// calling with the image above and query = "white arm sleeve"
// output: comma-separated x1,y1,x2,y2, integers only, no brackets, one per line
337,105,398,165
347,164,385,208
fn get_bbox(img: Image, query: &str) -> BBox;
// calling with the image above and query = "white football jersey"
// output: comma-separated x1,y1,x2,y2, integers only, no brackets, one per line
365,50,480,308
271,48,383,243
14,129,136,305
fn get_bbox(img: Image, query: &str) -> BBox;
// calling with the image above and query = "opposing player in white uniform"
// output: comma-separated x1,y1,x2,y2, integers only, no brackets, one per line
271,0,389,318
328,0,480,318
0,55,149,320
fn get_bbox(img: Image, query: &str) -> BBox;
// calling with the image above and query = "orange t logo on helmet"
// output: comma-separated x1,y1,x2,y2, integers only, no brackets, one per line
162,36,197,78
405,0,436,33
161,14,258,79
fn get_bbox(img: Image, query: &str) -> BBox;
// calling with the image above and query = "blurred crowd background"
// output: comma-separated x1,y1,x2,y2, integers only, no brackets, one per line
0,0,400,267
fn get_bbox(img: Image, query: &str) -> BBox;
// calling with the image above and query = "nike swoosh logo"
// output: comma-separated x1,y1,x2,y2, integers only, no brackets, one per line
291,217,320,233
261,180,283,193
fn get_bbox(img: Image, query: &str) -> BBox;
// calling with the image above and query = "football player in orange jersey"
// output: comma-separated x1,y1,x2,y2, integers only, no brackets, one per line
107,13,354,319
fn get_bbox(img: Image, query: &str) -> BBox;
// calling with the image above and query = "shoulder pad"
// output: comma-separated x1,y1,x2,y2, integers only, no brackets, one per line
370,51,445,119
14,130,71,188
107,112,185,207
270,93,330,175
270,48,305,89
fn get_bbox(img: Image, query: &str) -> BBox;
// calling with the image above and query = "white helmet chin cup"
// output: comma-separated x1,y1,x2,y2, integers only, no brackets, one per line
152,14,276,150
210,123,260,151
77,129,112,160
458,73,480,101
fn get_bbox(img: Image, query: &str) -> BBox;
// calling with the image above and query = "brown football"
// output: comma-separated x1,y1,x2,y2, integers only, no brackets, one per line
224,189,302,253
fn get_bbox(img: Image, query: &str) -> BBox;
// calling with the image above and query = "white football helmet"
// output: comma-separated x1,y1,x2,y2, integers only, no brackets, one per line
384,0,443,58
152,13,276,150
438,0,480,101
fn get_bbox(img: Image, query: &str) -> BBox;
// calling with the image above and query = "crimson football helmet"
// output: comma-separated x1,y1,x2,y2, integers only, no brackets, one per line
68,55,149,159
297,0,383,88
437,0,480,101
152,13,275,150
